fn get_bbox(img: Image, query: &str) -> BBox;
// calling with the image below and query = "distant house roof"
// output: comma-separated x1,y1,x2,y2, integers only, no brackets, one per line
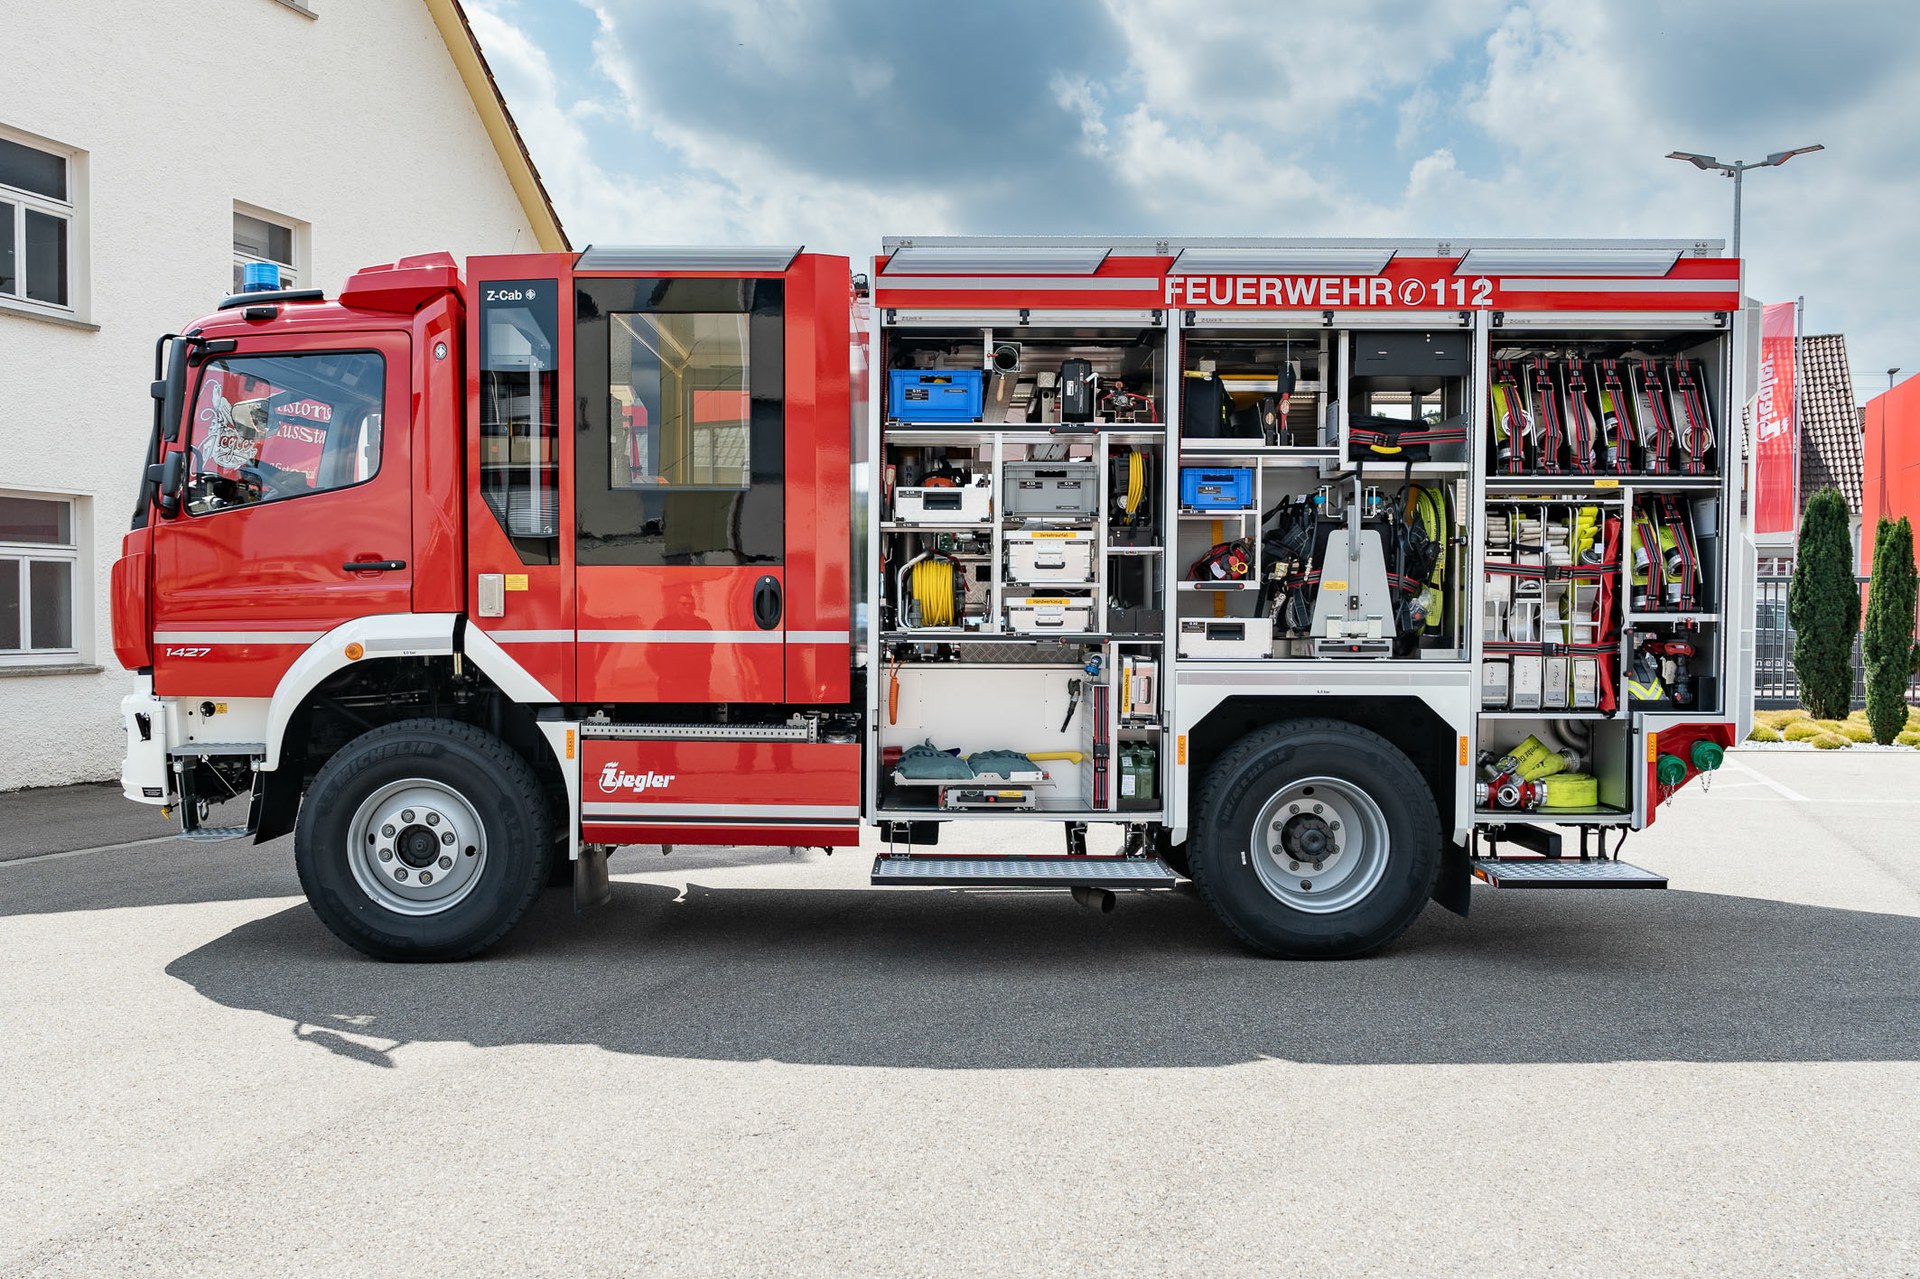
1799,333,1862,512
424,0,569,252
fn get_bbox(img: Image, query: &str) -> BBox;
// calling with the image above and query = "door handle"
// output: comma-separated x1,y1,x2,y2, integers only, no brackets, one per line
752,575,783,630
343,559,407,573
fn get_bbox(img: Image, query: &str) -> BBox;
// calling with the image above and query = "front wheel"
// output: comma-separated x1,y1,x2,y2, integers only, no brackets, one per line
1190,719,1440,959
295,719,553,961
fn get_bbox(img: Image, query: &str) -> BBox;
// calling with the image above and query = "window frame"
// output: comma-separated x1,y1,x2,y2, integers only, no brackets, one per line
0,124,84,320
231,202,307,295
0,491,83,666
181,349,388,519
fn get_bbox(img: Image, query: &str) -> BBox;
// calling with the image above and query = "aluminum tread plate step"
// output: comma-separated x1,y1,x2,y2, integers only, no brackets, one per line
1470,856,1666,889
871,855,1178,889
180,826,253,842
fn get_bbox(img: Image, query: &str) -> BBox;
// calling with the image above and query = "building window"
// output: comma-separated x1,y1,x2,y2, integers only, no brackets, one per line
0,128,78,314
0,493,80,663
232,206,304,293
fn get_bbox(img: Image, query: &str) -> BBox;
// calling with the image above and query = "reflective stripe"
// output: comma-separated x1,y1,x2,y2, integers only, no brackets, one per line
582,802,862,819
1499,278,1738,294
578,630,781,644
483,629,847,644
876,276,1150,292
155,631,323,645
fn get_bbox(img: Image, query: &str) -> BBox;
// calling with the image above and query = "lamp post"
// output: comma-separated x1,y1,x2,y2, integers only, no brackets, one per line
1891,368,1902,392
1666,146,1825,260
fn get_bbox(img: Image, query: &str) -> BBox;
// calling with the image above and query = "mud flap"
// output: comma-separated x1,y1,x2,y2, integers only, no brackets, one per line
1431,840,1471,918
573,843,611,913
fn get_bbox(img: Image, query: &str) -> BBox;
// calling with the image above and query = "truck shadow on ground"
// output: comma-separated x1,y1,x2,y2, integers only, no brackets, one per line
166,875,1920,1070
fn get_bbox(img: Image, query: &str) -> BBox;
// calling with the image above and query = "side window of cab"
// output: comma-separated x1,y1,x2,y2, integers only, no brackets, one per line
184,351,385,515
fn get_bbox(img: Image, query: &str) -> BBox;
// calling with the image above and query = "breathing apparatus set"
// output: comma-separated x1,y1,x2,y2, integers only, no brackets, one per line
1193,464,1448,657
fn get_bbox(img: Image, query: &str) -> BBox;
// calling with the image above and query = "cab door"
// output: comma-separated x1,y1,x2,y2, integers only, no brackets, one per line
572,275,787,703
151,334,411,698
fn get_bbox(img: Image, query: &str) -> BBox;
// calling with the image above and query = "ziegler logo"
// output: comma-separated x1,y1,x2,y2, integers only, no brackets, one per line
597,763,676,795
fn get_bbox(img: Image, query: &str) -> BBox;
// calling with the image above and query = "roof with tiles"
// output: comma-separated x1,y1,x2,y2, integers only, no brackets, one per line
1799,334,1862,512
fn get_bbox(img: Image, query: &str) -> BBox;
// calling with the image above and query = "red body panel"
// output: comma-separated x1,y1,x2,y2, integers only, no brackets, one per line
782,255,854,703
150,329,415,698
1641,722,1738,827
575,566,786,703
111,527,152,670
579,738,861,823
581,823,862,848
410,297,466,614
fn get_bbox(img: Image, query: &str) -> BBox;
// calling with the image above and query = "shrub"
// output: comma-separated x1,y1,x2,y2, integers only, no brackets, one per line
1897,729,1920,747
1811,732,1850,749
1864,516,1919,743
1781,720,1827,742
1748,725,1784,742
1834,721,1875,743
1790,488,1861,720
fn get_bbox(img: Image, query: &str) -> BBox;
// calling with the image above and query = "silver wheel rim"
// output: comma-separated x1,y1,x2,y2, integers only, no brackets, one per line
1249,776,1390,914
346,778,488,916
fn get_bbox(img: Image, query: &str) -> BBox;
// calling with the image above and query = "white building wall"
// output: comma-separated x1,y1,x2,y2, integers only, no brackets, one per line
0,0,541,788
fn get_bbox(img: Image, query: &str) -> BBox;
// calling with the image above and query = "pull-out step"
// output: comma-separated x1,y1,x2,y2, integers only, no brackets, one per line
1469,855,1666,889
872,855,1178,889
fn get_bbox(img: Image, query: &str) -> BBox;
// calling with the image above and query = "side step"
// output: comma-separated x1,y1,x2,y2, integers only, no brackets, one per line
872,855,1179,889
180,826,253,843
1469,855,1666,889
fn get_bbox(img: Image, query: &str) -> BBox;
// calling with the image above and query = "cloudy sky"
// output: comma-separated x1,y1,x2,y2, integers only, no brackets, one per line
469,0,1916,403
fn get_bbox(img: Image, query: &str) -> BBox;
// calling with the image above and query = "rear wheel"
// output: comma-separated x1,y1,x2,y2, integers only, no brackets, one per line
1190,719,1440,958
295,719,552,961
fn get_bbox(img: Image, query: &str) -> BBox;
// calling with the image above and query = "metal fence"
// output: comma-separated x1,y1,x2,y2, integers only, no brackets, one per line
1753,573,1920,710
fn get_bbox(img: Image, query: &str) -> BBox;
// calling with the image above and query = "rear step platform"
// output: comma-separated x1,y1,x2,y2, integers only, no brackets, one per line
1469,855,1666,889
872,855,1179,889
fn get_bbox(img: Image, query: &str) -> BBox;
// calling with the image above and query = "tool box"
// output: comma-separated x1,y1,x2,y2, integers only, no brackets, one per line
1004,462,1099,517
1006,595,1096,633
889,369,986,423
1179,466,1255,512
1005,528,1097,584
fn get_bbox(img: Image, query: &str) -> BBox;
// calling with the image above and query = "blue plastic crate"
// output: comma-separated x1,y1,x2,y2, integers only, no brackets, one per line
889,369,985,423
1180,466,1254,510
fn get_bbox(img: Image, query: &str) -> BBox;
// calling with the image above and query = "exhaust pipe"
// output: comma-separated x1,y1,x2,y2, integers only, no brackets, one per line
1071,886,1117,913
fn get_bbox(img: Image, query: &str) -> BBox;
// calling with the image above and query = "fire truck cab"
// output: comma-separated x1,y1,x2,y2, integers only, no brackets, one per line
114,239,1751,962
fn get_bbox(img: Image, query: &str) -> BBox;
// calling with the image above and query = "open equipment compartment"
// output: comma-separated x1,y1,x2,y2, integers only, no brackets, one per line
872,312,1170,825
1174,317,1469,662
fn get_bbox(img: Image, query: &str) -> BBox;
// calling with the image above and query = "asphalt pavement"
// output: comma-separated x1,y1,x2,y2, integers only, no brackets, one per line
3,750,1918,1277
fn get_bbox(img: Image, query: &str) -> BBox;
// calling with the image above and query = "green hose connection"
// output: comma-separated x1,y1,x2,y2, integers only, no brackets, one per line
1690,739,1725,773
1656,754,1688,789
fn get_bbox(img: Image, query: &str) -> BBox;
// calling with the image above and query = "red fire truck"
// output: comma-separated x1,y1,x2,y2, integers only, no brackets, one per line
114,239,1749,960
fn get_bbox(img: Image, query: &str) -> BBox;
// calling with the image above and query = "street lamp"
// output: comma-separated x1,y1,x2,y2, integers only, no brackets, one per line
1891,368,1902,392
1666,145,1825,260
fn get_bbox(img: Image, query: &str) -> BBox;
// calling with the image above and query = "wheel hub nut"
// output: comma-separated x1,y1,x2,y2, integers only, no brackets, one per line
438,856,452,870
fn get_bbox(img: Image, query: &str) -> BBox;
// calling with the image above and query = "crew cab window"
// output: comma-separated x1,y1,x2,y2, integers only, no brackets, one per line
183,351,384,515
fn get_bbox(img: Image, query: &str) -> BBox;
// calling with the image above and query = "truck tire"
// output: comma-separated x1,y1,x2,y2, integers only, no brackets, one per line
295,718,553,961
1189,719,1440,959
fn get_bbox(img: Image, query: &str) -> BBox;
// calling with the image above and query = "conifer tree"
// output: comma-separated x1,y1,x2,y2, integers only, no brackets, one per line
1788,487,1859,720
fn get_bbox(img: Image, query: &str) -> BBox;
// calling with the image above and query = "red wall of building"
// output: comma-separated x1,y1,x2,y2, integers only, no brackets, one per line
1860,377,1920,569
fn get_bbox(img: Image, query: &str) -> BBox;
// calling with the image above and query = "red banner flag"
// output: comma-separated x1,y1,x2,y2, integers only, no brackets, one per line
1755,301,1799,535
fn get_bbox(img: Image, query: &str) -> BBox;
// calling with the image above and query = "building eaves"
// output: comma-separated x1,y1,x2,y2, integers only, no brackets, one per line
423,0,569,252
